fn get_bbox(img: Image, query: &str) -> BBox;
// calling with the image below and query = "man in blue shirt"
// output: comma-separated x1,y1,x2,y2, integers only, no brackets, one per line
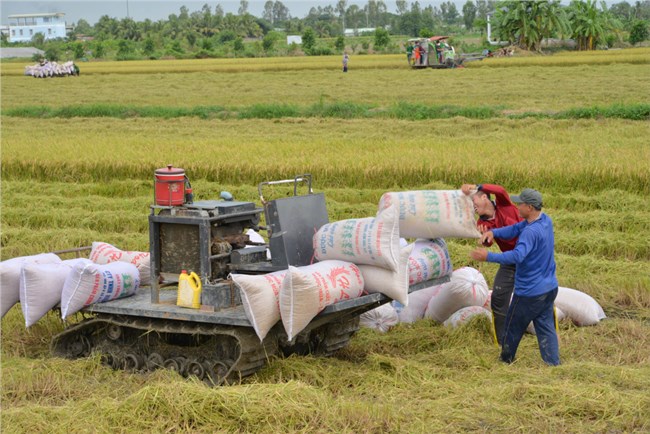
470,188,560,366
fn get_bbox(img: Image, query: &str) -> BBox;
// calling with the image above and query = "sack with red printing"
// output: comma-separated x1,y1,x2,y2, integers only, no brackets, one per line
378,190,479,239
89,242,151,285
1,253,61,318
424,267,489,323
358,244,413,306
313,205,400,272
61,261,140,319
231,270,287,342
443,306,492,328
407,238,453,285
20,258,92,327
280,260,364,340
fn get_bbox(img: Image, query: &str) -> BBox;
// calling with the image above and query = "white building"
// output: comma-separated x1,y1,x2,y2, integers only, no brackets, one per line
8,13,67,43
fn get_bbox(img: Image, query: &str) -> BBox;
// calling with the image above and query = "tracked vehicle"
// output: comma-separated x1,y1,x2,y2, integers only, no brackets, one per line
51,172,449,385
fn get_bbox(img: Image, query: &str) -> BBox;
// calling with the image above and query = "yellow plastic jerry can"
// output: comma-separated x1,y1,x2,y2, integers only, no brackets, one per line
176,269,202,309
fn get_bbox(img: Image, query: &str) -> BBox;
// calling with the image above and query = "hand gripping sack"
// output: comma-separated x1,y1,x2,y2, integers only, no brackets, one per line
1,253,61,318
313,205,401,272
396,284,442,323
554,286,606,326
20,258,92,327
231,270,287,341
443,306,492,328
378,190,480,239
358,244,413,306
360,303,399,333
407,238,453,285
89,242,151,286
280,261,364,341
424,267,489,323
61,261,140,319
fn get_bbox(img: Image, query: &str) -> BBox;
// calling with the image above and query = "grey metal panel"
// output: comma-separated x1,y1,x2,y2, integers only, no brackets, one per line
266,193,328,267
202,281,241,308
85,287,252,326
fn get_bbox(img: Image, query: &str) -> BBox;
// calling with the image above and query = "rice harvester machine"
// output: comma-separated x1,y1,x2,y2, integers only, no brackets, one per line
51,167,449,385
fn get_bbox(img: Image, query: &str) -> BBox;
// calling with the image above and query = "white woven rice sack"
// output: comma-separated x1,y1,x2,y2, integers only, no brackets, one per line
378,190,480,239
483,290,492,310
280,261,364,340
313,205,400,272
407,238,453,285
395,284,443,323
61,261,140,319
526,306,566,335
89,242,151,285
554,286,606,326
20,258,92,327
443,306,492,328
360,303,399,333
424,267,489,323
358,244,413,306
1,253,61,318
231,270,287,342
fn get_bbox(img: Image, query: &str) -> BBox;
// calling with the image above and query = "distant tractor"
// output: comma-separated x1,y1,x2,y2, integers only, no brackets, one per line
406,36,485,69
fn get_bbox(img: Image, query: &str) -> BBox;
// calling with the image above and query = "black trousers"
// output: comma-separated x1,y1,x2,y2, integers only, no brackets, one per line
492,263,516,346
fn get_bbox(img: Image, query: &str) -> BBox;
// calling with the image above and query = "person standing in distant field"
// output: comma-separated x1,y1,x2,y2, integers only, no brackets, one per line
406,42,414,65
470,188,560,366
342,52,349,72
462,183,522,346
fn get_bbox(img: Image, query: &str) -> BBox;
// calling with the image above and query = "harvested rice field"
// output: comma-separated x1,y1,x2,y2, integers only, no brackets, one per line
1,49,649,433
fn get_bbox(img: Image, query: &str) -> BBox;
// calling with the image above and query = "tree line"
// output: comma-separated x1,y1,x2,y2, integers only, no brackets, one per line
2,0,648,61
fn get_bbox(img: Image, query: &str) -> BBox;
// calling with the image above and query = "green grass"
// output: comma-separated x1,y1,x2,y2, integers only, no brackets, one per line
4,102,650,121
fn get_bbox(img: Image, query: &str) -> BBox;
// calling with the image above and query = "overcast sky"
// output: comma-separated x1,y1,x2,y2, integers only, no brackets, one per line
2,1,621,26
2,1,467,25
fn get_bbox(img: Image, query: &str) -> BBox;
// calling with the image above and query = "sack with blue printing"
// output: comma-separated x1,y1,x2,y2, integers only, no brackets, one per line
378,190,480,239
61,261,140,319
407,238,453,285
313,204,400,272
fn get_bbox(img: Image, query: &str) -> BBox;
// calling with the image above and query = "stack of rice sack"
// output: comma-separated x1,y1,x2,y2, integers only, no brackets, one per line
234,191,479,338
393,266,491,326
233,204,406,342
0,242,146,327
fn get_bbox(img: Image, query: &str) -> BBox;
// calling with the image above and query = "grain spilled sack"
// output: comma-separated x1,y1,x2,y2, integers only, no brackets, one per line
378,190,480,239
313,204,400,272
280,260,364,340
231,270,287,342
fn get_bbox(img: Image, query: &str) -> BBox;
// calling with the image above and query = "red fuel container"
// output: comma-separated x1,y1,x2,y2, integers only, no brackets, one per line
154,165,185,206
